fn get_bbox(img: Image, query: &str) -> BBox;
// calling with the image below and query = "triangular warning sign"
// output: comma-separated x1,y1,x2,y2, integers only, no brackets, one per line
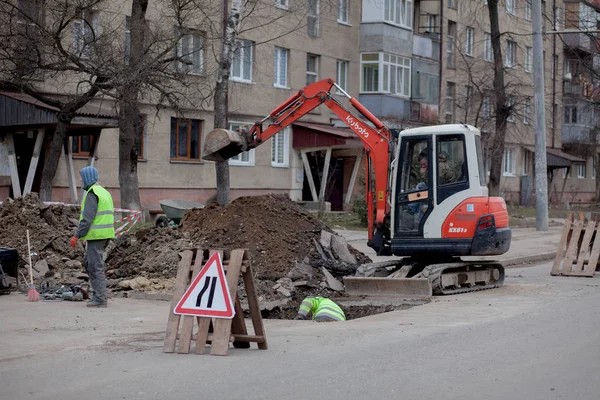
173,252,235,319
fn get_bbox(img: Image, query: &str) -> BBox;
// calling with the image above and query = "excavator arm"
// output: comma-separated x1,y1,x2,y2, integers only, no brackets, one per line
203,79,394,243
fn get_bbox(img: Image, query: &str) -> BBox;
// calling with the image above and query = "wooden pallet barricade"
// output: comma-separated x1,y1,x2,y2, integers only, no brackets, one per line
163,248,267,356
551,212,600,277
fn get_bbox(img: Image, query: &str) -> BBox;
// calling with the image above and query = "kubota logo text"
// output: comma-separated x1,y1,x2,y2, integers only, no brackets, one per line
345,116,369,138
448,222,467,233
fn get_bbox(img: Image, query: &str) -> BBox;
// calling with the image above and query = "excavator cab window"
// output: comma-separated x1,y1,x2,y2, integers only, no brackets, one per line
395,136,433,236
436,134,470,204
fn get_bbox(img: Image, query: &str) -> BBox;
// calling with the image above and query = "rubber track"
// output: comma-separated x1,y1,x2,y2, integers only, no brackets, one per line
418,262,505,295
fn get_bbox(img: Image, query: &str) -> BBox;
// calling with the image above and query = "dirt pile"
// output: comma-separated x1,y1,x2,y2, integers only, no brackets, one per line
0,194,83,279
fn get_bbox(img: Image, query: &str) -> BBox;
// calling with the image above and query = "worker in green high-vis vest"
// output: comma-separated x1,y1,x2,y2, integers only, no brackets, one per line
295,296,346,322
69,166,115,308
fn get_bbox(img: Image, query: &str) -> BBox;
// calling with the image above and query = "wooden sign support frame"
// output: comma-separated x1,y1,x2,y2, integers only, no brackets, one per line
552,212,600,277
163,248,267,356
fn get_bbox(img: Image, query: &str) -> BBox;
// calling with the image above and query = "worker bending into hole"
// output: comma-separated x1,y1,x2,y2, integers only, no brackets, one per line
295,296,346,322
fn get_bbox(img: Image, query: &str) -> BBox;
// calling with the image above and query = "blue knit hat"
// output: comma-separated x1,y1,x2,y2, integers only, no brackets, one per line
80,166,98,188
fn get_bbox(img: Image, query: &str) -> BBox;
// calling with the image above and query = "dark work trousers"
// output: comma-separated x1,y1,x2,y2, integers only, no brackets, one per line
84,239,109,302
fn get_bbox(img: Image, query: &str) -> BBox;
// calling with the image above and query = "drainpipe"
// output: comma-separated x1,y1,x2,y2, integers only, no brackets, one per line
552,0,557,148
438,0,444,118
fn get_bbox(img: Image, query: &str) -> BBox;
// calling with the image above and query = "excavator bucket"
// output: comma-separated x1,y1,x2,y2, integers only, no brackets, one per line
202,128,246,162
343,277,432,299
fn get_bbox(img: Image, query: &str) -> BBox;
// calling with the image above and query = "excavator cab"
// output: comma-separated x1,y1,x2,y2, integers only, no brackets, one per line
391,125,511,258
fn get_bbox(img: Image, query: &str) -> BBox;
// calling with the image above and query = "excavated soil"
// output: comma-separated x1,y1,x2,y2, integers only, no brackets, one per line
0,194,83,277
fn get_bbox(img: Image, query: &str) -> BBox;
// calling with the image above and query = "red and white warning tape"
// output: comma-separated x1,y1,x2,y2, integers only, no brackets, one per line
0,201,143,236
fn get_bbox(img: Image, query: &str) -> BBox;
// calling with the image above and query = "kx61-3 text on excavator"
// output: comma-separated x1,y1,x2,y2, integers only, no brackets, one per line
203,79,511,296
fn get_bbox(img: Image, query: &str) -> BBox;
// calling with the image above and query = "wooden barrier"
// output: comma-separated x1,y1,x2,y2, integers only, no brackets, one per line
163,248,267,356
551,212,600,277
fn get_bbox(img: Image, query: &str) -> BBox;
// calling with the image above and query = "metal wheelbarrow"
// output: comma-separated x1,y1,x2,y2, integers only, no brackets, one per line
156,199,205,227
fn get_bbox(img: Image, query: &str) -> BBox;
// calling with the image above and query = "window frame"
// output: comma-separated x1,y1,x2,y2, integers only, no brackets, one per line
482,96,490,119
383,0,413,29
445,81,456,118
176,29,204,75
447,21,456,68
336,59,349,93
506,0,515,15
228,121,256,166
577,163,586,179
525,46,532,72
522,149,531,176
274,47,289,88
507,95,516,122
271,127,290,168
503,148,516,176
71,135,95,157
307,0,320,37
525,0,532,21
505,39,517,67
275,0,289,10
484,32,492,62
465,27,474,57
306,54,319,86
74,10,99,58
359,52,411,97
524,97,532,125
337,0,349,24
231,39,253,83
564,105,578,124
170,118,202,161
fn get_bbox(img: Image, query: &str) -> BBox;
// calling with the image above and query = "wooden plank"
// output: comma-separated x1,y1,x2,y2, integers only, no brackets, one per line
573,221,596,273
562,220,584,275
23,129,45,195
242,260,268,350
178,250,205,354
231,296,251,349
163,250,194,353
583,225,600,277
194,317,212,355
63,140,78,204
301,151,318,201
210,249,244,356
6,133,21,198
551,218,573,276
318,148,332,201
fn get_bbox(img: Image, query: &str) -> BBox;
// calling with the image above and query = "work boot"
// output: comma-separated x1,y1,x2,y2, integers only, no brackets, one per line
87,299,107,308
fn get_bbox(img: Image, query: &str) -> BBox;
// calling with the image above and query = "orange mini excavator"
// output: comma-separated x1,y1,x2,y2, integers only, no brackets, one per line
203,79,511,295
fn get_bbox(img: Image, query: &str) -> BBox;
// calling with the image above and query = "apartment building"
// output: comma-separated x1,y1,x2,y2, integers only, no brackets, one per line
0,0,364,210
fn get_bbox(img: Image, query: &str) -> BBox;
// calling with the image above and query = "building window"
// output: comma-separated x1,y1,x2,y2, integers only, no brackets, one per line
505,40,516,67
306,54,319,85
484,32,492,62
307,0,320,37
525,47,532,72
522,149,531,176
275,0,289,9
228,122,255,166
425,14,437,33
274,47,289,88
482,96,490,119
271,127,290,167
524,97,532,125
445,82,456,122
506,0,515,15
465,85,473,115
71,135,94,156
564,105,577,124
74,10,100,57
503,148,515,176
525,0,532,20
231,39,253,82
448,0,456,9
562,167,569,179
507,95,515,122
170,118,201,161
336,60,348,92
384,0,413,29
176,29,203,74
578,164,586,179
136,115,146,159
338,0,349,24
360,52,411,97
447,21,456,68
465,27,474,56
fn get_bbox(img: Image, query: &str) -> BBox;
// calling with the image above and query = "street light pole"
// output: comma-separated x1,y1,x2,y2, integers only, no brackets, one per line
532,0,549,231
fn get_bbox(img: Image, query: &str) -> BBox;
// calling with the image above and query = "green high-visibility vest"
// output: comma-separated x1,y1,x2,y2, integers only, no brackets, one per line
80,184,115,241
299,296,346,321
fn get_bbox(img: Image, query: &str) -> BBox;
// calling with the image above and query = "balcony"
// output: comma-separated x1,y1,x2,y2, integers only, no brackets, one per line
562,124,591,144
563,32,600,54
562,79,600,101
412,34,440,61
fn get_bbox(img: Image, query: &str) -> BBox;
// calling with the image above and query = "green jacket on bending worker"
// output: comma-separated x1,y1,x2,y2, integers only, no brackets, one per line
295,296,346,322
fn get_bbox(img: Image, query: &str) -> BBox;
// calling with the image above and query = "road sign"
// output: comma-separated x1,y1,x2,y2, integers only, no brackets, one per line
173,252,235,318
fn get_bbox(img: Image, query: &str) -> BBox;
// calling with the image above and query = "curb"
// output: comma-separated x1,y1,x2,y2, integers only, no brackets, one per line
500,252,557,268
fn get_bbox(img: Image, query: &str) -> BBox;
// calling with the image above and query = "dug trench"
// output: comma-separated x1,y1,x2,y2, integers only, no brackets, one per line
0,194,427,320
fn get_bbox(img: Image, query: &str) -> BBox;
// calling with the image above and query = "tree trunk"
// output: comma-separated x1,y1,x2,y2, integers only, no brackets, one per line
39,115,71,201
213,2,242,205
117,0,147,211
487,0,510,197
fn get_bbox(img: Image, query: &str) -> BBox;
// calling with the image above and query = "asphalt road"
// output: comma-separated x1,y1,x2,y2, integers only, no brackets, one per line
1,262,599,400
